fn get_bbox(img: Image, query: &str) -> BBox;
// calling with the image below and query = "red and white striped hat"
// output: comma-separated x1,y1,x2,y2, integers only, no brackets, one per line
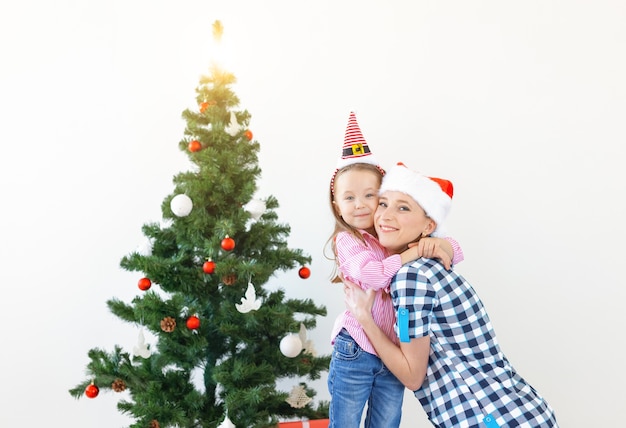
331,112,384,194
336,111,380,169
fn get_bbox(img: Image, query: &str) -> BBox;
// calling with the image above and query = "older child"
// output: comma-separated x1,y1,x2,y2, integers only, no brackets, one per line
326,113,464,428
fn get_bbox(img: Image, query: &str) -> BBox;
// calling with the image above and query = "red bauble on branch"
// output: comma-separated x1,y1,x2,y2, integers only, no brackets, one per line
85,382,99,399
203,259,216,274
186,315,200,330
199,100,215,113
221,236,235,251
188,140,202,152
298,267,311,279
138,277,152,291
244,130,253,140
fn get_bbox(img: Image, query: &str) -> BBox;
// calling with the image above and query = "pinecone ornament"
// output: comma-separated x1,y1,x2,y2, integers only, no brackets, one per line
111,378,127,392
160,316,176,333
222,273,237,285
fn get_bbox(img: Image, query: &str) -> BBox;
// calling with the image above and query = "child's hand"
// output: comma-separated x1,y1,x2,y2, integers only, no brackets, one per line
408,238,452,270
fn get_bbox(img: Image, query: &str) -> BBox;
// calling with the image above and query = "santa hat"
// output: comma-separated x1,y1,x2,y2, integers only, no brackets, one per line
331,112,384,193
379,163,453,237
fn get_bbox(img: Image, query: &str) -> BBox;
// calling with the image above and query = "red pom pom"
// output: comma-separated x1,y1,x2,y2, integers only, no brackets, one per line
298,267,311,279
199,102,209,113
186,315,200,330
85,383,99,399
203,260,216,274
244,130,253,140
188,140,202,152
138,277,152,291
221,236,235,251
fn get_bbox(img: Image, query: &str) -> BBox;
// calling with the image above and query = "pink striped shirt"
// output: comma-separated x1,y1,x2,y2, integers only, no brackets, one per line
330,231,464,356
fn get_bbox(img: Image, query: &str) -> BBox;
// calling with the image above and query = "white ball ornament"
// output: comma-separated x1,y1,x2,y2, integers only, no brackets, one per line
279,334,303,358
170,194,193,217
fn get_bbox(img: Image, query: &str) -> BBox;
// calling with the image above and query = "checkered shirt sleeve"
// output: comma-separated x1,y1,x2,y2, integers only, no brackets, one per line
391,258,559,428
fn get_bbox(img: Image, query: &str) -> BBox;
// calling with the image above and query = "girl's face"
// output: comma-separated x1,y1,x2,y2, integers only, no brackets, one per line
333,168,380,234
374,190,436,254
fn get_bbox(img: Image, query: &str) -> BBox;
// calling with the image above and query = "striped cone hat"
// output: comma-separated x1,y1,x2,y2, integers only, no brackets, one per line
336,111,380,169
331,111,384,194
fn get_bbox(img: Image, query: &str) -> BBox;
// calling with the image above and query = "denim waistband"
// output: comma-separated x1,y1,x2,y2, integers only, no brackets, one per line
338,328,353,340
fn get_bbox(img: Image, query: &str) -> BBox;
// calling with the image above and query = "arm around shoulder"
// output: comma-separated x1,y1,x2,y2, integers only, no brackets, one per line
444,236,464,265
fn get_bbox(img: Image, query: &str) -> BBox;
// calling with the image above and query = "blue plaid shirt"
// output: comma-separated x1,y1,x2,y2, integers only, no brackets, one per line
392,258,558,427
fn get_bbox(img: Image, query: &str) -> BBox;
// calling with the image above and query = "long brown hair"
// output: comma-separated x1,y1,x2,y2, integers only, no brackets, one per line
324,163,384,283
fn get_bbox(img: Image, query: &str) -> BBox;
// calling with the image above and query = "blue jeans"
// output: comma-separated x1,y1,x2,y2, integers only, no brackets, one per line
328,329,404,428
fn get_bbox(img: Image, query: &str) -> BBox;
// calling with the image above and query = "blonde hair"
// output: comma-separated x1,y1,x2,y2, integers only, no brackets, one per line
324,163,384,283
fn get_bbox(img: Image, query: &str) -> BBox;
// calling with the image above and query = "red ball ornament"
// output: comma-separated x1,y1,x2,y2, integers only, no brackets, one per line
188,140,202,152
138,277,152,291
199,101,209,113
244,130,253,140
298,267,311,279
221,236,235,251
203,260,216,274
85,382,99,399
186,315,200,330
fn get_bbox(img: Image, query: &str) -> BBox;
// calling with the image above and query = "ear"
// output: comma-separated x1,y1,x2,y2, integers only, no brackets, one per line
424,218,437,236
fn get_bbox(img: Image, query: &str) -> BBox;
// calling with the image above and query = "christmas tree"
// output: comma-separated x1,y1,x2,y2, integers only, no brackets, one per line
69,21,330,428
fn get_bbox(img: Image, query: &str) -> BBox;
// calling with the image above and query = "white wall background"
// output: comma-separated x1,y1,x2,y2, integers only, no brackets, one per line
1,1,624,426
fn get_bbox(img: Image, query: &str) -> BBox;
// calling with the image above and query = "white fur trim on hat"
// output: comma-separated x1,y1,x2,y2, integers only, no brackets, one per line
379,163,453,237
